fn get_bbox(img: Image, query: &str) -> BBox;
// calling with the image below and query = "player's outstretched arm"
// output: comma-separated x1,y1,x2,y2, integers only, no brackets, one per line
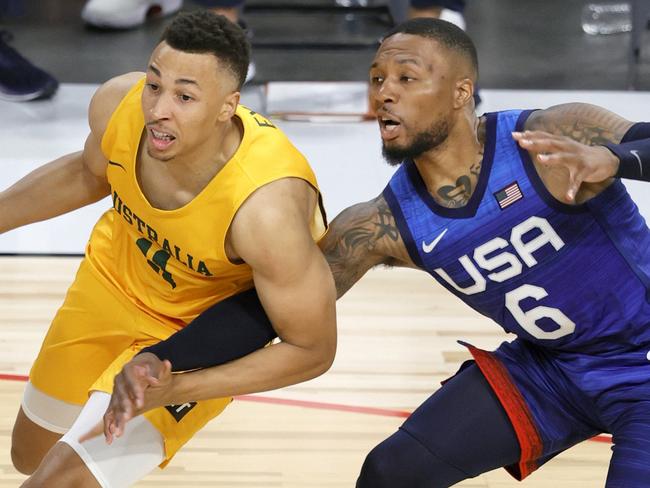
141,288,277,372
0,72,142,234
120,195,406,375
93,195,406,432
100,178,337,439
515,103,650,202
135,194,405,374
319,194,408,298
93,192,410,442
173,177,337,395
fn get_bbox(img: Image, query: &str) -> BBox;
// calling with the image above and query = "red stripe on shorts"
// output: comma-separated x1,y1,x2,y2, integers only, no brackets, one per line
463,343,543,480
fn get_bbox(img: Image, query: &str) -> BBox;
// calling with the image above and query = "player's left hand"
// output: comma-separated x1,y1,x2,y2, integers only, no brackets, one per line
80,353,174,444
512,130,619,202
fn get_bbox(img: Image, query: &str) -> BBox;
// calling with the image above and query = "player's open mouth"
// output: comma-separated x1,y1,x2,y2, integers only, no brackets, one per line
149,128,176,151
378,115,402,140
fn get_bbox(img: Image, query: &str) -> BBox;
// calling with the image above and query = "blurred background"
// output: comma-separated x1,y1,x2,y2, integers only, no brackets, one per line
4,0,650,89
1,0,649,254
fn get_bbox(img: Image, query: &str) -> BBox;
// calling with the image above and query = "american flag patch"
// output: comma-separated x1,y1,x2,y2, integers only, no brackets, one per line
494,182,523,209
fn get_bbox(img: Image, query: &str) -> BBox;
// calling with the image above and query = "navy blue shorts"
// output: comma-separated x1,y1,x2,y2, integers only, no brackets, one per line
464,339,650,486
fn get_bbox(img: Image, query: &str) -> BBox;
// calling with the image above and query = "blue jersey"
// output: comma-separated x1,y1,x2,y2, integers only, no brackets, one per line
384,110,650,353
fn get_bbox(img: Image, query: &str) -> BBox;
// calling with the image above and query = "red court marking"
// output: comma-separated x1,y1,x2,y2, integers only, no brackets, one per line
0,372,612,443
234,394,410,418
0,372,408,418
0,373,29,382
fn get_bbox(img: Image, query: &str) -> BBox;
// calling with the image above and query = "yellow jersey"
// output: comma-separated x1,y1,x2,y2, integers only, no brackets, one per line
87,78,326,328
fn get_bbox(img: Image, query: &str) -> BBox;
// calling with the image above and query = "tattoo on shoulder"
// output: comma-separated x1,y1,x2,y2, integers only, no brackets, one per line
526,103,633,145
320,194,404,297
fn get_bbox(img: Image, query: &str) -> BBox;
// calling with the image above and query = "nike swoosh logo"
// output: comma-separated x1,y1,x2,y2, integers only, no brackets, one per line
108,160,126,171
422,228,448,253
630,150,643,177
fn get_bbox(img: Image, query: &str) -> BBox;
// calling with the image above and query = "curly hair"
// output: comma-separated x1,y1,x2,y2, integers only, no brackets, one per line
383,18,478,82
161,10,250,89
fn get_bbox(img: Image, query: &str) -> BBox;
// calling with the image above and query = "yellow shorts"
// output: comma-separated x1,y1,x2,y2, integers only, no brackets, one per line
29,258,231,464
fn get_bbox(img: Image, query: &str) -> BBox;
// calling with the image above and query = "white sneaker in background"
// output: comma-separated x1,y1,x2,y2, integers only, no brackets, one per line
439,8,466,31
245,60,256,84
82,0,182,29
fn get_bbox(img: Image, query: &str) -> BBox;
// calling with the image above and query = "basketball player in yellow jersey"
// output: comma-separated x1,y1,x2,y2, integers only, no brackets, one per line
1,11,336,487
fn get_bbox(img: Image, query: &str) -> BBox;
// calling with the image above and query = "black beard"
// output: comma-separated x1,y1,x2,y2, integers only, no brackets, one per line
381,119,449,166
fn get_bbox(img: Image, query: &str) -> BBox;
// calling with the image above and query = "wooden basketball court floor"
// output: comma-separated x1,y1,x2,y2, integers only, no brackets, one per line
1,84,647,486
0,258,612,487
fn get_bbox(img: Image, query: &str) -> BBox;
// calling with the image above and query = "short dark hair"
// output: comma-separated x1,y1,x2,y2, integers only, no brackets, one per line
383,18,478,81
161,10,250,89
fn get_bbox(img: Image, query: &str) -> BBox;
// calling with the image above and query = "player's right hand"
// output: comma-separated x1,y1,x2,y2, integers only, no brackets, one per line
512,130,619,202
104,353,172,443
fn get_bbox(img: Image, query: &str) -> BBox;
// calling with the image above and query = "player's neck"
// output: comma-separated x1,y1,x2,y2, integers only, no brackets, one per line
414,113,484,208
167,116,243,181
136,118,245,210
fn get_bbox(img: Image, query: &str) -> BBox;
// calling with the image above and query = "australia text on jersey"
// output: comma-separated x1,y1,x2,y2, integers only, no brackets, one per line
111,190,213,278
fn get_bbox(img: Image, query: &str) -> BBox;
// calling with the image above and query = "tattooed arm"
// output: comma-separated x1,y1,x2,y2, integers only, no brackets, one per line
524,103,633,145
319,194,413,298
512,103,635,203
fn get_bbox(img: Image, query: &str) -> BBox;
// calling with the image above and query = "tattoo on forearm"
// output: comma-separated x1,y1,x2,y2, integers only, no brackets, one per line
321,195,400,297
375,199,400,242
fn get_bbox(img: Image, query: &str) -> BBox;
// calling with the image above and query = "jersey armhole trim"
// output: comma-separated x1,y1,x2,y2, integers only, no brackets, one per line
100,77,145,162
514,110,588,215
225,176,325,266
382,185,424,268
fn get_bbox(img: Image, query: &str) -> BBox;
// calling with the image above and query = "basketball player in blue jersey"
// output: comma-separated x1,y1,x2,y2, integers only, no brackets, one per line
97,17,650,487
331,18,650,487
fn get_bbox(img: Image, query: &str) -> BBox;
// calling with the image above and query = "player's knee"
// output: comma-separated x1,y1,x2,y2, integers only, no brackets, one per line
10,439,41,475
22,462,89,488
11,419,60,474
11,406,66,475
20,441,97,487
356,442,397,488
20,474,40,488
21,468,64,488
357,428,470,488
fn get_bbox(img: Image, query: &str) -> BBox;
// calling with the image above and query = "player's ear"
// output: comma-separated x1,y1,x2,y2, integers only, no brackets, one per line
218,91,240,122
454,77,474,109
